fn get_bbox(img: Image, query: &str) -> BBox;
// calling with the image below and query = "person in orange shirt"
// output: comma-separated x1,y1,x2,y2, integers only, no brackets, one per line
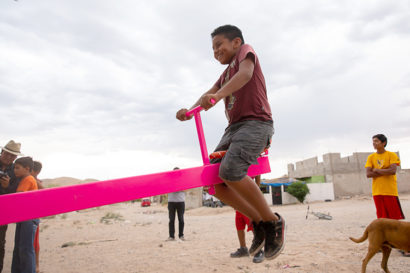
11,157,38,273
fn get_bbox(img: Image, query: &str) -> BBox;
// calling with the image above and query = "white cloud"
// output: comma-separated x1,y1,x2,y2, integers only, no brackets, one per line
1,0,409,180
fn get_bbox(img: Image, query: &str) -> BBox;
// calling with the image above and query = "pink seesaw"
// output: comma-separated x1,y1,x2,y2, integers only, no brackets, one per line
0,103,271,225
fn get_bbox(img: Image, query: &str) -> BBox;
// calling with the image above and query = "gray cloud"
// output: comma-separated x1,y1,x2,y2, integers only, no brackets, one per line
0,0,409,179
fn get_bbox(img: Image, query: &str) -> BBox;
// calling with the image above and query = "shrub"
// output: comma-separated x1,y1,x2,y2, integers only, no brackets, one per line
286,182,310,203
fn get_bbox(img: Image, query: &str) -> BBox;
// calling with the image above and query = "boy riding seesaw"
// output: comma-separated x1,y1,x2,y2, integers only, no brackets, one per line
176,25,285,260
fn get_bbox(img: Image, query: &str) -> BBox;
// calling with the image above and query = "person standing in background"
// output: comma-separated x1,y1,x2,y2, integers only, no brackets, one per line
167,167,186,241
0,140,23,273
31,161,44,273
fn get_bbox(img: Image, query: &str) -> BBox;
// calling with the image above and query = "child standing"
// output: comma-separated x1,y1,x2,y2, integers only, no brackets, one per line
230,176,264,263
176,25,285,260
31,161,43,273
365,134,409,257
365,134,404,220
11,157,38,273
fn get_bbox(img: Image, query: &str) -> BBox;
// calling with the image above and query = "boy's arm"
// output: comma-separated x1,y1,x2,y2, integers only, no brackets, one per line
36,179,45,190
366,167,381,178
0,176,10,189
176,85,219,121
201,55,254,110
254,175,261,187
372,164,397,176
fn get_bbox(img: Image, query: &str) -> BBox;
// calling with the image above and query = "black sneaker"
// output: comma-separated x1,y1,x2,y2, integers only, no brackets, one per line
249,221,265,256
252,250,265,263
263,213,285,260
230,247,249,258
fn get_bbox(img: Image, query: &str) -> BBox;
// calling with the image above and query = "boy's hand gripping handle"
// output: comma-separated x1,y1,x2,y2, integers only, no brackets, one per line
185,99,216,117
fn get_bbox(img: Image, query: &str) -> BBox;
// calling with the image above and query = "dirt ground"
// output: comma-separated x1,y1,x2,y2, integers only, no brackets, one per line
3,194,410,273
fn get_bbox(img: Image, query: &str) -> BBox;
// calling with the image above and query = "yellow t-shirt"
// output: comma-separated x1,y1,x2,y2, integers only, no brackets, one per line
365,151,400,196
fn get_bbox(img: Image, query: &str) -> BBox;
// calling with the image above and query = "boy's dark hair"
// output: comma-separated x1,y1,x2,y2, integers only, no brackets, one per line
33,161,42,173
211,25,244,45
373,134,388,147
15,156,34,171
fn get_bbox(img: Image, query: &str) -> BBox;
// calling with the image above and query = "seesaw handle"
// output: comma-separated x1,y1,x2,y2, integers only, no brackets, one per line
185,99,216,117
184,98,217,194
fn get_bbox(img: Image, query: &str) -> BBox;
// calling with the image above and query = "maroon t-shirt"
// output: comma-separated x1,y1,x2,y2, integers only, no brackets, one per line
215,44,272,125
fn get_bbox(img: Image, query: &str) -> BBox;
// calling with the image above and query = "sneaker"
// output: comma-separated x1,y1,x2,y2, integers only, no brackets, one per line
249,221,265,256
179,236,185,241
230,247,249,258
263,213,285,260
252,250,265,263
166,237,175,241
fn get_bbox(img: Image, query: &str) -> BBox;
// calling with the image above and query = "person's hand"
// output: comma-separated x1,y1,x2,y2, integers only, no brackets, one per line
176,108,193,121
200,94,219,110
0,175,10,189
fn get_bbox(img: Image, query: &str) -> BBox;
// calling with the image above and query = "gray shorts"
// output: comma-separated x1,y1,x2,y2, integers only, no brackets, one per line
211,120,274,181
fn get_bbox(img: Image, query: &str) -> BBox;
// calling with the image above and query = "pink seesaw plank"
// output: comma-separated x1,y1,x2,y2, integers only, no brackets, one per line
0,156,270,225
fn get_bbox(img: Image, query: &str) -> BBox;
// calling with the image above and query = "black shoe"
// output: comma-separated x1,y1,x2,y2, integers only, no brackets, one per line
263,213,285,260
230,247,249,258
249,221,265,256
252,250,265,263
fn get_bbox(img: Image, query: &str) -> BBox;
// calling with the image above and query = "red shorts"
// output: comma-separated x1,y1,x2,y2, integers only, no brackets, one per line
235,211,253,232
373,195,405,220
33,225,40,253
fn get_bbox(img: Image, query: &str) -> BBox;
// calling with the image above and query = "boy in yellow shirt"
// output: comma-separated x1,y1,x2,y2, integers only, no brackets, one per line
365,134,404,220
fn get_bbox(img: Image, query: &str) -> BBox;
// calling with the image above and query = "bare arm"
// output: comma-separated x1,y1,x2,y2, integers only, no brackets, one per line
254,175,261,187
366,167,381,178
0,176,10,189
200,56,255,109
373,164,397,176
36,179,45,190
176,85,219,121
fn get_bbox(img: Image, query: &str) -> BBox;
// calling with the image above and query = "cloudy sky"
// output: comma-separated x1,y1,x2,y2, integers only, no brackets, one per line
1,0,409,181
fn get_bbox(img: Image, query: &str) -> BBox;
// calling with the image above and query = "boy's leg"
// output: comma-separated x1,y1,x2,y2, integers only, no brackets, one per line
34,225,40,273
218,120,285,259
224,176,277,222
214,184,261,222
385,196,405,220
176,202,185,238
235,211,248,247
230,211,249,258
11,223,21,273
168,202,176,239
373,195,388,219
237,229,246,248
0,225,8,273
230,228,249,258
16,219,38,273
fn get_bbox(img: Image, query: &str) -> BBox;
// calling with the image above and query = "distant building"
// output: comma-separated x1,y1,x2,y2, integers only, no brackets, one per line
288,152,410,198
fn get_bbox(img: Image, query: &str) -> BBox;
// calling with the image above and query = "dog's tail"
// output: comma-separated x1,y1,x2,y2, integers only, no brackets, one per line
349,229,368,243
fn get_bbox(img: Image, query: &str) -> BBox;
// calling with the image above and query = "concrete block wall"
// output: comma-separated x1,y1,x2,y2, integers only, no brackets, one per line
185,187,203,209
397,169,410,193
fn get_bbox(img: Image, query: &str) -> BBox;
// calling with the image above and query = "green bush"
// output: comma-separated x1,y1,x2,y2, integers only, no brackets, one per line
286,182,310,203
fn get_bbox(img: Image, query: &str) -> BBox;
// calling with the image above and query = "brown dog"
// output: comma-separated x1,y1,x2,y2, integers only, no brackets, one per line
350,218,410,273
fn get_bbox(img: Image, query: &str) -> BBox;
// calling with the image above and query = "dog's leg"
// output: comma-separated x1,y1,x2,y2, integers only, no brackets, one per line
380,246,391,273
362,247,379,273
